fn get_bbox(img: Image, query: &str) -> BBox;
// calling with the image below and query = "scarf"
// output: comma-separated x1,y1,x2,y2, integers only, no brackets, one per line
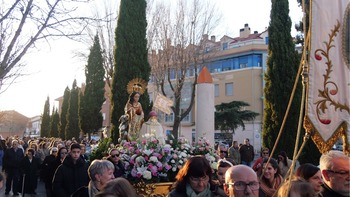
88,181,100,197
260,174,283,197
186,183,212,197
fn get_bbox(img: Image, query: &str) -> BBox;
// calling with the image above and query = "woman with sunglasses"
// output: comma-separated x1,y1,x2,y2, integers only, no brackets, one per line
106,148,125,178
168,156,215,197
252,147,270,176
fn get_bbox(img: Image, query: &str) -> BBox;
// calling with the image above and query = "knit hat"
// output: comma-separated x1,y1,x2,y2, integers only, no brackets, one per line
70,143,81,150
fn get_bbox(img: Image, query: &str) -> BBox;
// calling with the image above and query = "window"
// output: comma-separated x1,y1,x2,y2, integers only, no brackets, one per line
102,113,106,121
165,113,174,122
214,84,219,97
181,109,190,122
222,42,228,50
240,63,247,68
225,83,233,96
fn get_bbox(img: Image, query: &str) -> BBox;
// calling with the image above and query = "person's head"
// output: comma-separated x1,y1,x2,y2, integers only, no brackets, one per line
50,147,58,156
217,158,235,184
108,148,120,164
218,144,228,159
12,140,19,149
88,160,115,188
232,141,238,148
174,156,212,193
26,148,35,159
129,92,141,103
295,163,323,193
69,143,81,162
224,165,259,197
95,177,137,197
277,178,316,197
278,151,288,166
262,158,281,183
30,142,38,151
319,150,350,196
261,147,269,158
244,138,250,145
80,143,86,155
58,147,68,160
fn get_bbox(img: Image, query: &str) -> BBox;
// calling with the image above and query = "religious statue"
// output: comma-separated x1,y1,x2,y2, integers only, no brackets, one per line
140,111,166,144
123,78,147,141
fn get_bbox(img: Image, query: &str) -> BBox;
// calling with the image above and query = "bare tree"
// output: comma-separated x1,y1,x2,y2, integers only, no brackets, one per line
0,0,95,93
148,0,221,139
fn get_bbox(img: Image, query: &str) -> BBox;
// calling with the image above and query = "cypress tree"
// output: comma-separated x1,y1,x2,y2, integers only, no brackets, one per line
41,96,51,137
110,0,151,143
262,0,302,158
59,87,70,139
65,79,80,140
50,107,60,137
80,34,105,140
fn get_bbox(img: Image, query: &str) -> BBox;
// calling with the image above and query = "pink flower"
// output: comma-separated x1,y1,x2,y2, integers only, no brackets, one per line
172,154,178,159
144,156,149,161
142,140,146,144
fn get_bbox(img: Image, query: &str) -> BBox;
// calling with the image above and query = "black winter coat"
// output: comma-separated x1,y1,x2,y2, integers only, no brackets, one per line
20,156,41,194
52,155,89,197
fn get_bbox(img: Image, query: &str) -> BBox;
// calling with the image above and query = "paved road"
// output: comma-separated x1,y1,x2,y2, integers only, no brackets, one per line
0,179,46,197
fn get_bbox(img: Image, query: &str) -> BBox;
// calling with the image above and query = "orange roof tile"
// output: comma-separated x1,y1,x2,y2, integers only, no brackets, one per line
197,67,213,84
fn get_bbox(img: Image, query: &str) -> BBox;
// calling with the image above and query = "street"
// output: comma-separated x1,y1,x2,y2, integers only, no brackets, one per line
1,179,46,197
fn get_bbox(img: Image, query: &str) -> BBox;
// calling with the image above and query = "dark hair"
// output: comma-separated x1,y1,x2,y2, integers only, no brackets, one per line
174,156,212,193
295,163,320,181
57,147,68,159
128,92,140,104
278,151,288,166
218,158,236,167
27,148,35,155
95,177,137,197
262,158,281,187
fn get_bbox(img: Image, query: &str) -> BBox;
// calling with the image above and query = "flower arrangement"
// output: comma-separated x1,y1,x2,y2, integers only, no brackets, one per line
117,134,218,184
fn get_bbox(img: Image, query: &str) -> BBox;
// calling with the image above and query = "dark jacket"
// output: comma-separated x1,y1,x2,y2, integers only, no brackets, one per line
107,157,125,178
321,184,347,197
3,147,24,171
40,154,57,183
20,156,41,194
52,155,89,197
239,144,254,163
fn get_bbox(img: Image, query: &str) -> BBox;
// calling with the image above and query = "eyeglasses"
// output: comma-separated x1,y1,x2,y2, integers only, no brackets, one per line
52,151,58,153
226,181,259,191
190,175,209,183
111,154,120,158
263,152,269,155
220,151,228,154
327,170,350,176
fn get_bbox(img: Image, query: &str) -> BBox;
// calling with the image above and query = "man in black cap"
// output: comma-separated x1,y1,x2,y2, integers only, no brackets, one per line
52,143,89,197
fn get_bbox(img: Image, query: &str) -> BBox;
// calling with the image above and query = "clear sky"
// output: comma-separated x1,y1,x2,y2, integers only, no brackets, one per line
0,0,303,118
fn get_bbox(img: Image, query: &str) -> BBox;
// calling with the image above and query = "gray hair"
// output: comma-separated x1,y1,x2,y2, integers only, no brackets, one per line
319,150,348,171
88,160,115,181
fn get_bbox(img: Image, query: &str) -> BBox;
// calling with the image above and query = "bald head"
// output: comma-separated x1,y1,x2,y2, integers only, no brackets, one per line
224,165,259,197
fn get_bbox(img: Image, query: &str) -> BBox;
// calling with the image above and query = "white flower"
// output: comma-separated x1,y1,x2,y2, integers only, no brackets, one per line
135,156,146,165
137,166,148,173
159,172,167,177
142,170,152,180
172,167,177,172
149,156,158,163
143,149,153,156
171,159,175,164
179,160,183,164
211,162,218,170
180,152,187,158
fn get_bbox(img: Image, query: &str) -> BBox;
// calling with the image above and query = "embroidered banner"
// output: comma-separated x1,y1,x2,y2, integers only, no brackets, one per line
153,93,174,115
306,0,350,153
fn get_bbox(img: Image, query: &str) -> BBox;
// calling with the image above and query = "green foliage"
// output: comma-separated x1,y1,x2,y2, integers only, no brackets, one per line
90,137,112,161
262,0,303,160
110,0,151,143
41,96,51,137
50,107,60,137
215,101,259,133
65,80,80,140
59,87,70,139
79,34,105,140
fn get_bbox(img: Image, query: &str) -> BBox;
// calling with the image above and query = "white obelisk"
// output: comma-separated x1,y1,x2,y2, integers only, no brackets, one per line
195,66,215,146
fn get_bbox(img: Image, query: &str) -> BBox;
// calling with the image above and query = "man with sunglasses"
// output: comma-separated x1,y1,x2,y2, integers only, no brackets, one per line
319,150,350,197
224,165,259,197
107,148,125,178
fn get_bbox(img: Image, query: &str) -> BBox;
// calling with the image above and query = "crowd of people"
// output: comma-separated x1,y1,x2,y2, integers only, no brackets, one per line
0,135,348,197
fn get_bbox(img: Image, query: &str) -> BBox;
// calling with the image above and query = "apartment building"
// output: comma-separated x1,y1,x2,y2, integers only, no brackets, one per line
148,24,268,151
